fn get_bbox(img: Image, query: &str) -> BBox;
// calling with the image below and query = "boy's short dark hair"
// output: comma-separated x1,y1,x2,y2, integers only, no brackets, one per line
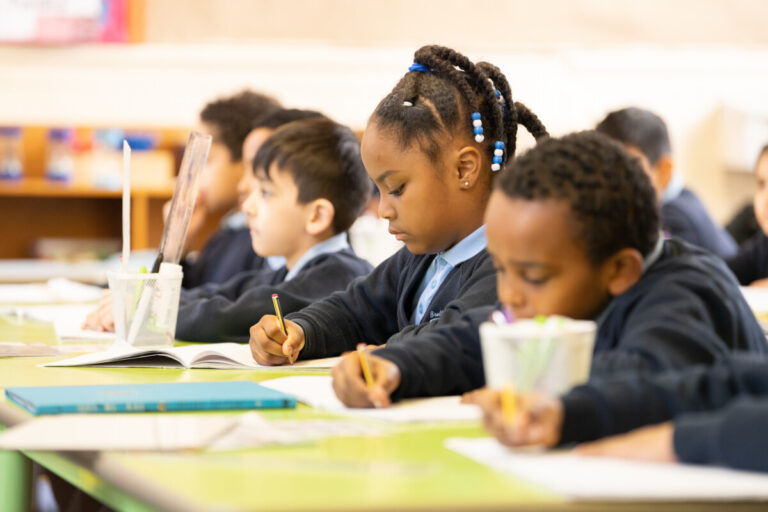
252,108,325,130
497,130,660,264
200,90,281,162
595,107,671,166
253,118,372,234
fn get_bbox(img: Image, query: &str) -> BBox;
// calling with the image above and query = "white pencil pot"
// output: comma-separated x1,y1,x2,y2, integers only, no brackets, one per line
479,317,596,394
107,263,183,347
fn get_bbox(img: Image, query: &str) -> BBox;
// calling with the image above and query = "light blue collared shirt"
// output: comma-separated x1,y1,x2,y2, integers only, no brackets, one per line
411,225,487,324
284,232,350,282
660,171,684,205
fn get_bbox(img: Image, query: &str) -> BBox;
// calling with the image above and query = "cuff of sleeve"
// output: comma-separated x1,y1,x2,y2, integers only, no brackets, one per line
559,388,610,445
373,347,412,402
673,413,722,465
288,316,315,360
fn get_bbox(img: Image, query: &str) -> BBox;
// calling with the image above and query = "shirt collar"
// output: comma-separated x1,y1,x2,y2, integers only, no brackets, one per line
660,172,684,205
221,210,247,230
284,232,350,282
439,225,487,268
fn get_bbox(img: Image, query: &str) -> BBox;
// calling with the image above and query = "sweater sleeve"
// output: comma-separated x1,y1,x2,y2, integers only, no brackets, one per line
286,250,406,359
176,256,366,344
726,233,765,286
559,353,768,445
374,306,493,400
674,397,768,472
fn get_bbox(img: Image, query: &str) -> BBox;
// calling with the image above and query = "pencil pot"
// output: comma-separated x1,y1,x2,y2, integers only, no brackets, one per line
107,263,183,347
479,317,596,394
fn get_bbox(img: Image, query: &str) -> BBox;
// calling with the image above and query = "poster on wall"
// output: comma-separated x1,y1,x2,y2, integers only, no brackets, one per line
0,0,129,44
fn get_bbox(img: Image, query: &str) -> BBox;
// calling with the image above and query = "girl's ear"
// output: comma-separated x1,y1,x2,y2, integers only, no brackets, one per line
305,198,335,236
603,248,644,296
455,145,483,189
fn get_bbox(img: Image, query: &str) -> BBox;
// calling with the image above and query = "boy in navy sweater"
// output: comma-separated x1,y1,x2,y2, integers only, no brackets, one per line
184,107,325,287
248,45,549,376
85,118,373,342
402,131,763,409
472,353,768,473
596,107,737,258
181,90,281,288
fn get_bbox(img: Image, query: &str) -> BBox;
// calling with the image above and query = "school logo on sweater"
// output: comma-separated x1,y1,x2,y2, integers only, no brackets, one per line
429,310,444,321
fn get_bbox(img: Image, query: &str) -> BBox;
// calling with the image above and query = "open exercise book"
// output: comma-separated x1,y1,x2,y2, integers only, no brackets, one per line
43,342,339,371
446,437,768,501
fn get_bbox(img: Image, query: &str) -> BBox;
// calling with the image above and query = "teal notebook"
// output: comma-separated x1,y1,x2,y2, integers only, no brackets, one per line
5,381,296,415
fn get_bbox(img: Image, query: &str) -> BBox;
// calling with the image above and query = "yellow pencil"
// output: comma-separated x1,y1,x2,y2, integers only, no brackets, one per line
271,293,287,335
357,343,374,391
501,381,516,427
272,293,291,363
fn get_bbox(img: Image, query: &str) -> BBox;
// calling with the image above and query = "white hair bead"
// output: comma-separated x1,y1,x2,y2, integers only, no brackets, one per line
403,101,413,107
491,163,501,171
475,134,485,143
472,119,482,127
494,149,504,157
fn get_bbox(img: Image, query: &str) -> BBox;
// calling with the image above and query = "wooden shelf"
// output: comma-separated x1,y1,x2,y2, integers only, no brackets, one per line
0,178,175,257
0,177,174,198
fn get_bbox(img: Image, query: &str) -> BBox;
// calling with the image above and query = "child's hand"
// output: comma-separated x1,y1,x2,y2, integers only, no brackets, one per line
750,277,768,288
331,351,401,408
249,315,305,365
82,291,115,332
463,387,563,448
575,422,677,463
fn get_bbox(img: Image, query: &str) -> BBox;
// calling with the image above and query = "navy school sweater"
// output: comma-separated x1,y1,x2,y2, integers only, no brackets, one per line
175,248,372,343
286,246,497,359
662,188,737,258
559,353,768,472
374,238,767,400
182,227,269,289
725,231,768,286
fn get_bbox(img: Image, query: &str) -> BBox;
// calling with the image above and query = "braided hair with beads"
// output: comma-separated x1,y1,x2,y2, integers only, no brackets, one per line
370,44,548,172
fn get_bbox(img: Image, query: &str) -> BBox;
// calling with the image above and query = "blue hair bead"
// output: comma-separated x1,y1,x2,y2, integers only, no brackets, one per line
408,62,431,73
495,141,504,149
495,89,501,98
473,126,484,135
471,112,481,121
493,155,503,164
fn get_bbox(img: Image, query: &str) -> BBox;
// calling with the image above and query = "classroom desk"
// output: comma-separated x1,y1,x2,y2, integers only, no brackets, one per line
1,318,767,512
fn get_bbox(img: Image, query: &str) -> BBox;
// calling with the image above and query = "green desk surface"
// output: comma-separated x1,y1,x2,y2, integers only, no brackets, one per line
0,316,562,512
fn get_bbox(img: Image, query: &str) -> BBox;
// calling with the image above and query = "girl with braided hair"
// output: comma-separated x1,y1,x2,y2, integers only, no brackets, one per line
249,45,547,407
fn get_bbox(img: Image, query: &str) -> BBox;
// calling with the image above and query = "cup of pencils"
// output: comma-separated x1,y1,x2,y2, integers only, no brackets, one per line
108,263,183,347
479,315,596,395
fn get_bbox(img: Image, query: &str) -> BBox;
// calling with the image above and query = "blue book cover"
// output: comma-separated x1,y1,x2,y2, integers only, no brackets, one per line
5,381,296,415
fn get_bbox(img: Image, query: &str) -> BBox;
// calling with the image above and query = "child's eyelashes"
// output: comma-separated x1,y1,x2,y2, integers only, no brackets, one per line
389,184,405,197
519,273,551,286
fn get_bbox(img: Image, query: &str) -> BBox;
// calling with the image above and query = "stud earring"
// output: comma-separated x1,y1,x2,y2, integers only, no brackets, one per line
463,180,470,187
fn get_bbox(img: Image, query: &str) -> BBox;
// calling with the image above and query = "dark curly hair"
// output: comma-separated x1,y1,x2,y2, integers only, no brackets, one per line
497,131,660,264
595,107,671,166
370,44,548,167
253,118,371,234
200,90,281,162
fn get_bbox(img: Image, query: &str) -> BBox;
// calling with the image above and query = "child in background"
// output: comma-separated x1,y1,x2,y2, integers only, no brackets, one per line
386,130,765,410
85,118,373,342
596,107,737,258
180,90,281,288
347,186,404,266
726,144,768,285
249,46,548,398
470,352,768,473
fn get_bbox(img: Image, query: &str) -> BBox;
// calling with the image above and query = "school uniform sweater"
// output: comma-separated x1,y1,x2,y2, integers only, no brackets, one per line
286,246,497,360
725,231,768,286
662,188,737,258
175,247,372,343
558,353,768,472
182,226,269,289
375,238,766,400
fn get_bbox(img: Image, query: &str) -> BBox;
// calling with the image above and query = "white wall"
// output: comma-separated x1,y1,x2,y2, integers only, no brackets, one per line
1,41,767,221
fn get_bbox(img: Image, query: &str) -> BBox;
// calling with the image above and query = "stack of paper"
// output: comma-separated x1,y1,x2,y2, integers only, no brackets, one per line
0,278,104,304
260,375,481,423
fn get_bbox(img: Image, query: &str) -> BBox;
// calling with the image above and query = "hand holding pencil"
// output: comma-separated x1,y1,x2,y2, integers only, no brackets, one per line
463,387,564,448
249,297,306,365
331,344,401,408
